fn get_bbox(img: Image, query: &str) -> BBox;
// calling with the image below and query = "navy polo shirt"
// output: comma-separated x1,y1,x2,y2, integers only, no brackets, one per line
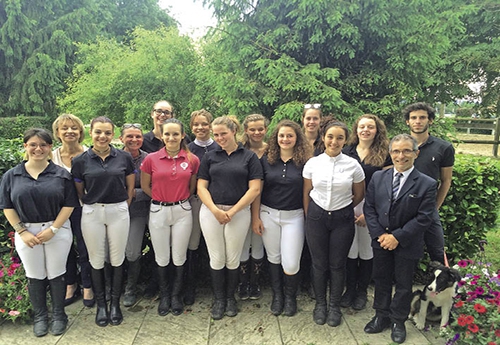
0,161,80,223
143,130,192,154
71,147,135,204
197,143,263,205
188,141,220,162
260,156,304,210
342,145,392,188
414,135,455,181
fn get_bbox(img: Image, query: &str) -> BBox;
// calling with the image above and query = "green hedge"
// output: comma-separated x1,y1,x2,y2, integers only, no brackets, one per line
440,155,500,263
0,116,54,140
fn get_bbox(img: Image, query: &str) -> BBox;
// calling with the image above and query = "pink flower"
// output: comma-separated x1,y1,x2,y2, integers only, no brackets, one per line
15,295,22,301
458,260,468,268
8,310,20,316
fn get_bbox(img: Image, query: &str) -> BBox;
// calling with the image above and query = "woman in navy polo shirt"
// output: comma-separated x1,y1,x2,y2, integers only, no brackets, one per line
71,116,135,327
141,118,200,316
197,115,263,320
238,113,269,301
251,120,313,316
0,128,80,337
185,109,219,305
303,118,365,327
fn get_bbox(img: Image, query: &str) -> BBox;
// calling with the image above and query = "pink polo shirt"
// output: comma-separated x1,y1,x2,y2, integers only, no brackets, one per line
141,149,200,202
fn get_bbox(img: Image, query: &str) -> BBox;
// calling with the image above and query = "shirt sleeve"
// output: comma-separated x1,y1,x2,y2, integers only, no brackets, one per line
191,155,200,175
441,144,455,168
248,152,263,180
124,152,136,176
302,157,314,179
63,176,81,208
71,155,84,181
140,155,152,175
0,169,14,209
197,154,211,181
353,161,366,183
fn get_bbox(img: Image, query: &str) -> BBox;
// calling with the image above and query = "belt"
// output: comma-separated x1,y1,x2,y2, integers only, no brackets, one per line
151,198,189,207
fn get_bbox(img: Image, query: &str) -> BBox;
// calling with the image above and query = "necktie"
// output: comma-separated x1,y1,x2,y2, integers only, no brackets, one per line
392,172,403,202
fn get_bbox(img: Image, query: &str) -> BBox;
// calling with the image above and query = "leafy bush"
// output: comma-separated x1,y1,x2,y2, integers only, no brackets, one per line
0,251,31,322
440,155,500,263
0,116,54,140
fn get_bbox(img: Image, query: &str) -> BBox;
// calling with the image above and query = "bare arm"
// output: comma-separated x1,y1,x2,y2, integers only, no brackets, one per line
3,208,41,247
436,166,453,209
227,179,261,219
125,174,135,206
74,181,85,201
189,174,197,196
251,181,264,235
141,172,152,198
303,178,313,216
352,181,365,208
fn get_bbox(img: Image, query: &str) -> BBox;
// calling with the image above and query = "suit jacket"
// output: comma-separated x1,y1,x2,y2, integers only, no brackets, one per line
364,167,437,259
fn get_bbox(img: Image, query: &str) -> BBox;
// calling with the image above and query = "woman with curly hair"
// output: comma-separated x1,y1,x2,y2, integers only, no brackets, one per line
340,114,391,310
251,120,312,316
238,114,269,300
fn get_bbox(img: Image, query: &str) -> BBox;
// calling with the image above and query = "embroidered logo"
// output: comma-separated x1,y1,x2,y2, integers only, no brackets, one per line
180,162,189,170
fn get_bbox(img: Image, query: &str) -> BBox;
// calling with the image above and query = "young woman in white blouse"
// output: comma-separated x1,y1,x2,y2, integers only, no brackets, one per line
303,118,365,327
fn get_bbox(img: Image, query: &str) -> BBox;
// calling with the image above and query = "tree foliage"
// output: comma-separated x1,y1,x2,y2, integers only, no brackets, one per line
0,0,175,118
58,26,199,127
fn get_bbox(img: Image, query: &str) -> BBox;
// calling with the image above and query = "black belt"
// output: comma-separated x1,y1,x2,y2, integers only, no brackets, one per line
151,198,189,207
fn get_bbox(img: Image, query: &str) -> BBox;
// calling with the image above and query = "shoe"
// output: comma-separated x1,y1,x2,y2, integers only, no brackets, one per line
91,268,109,327
83,288,95,308
248,283,261,300
352,291,367,310
28,278,49,337
225,297,238,317
64,286,81,307
313,304,327,325
391,321,406,344
364,315,391,334
326,307,342,327
210,268,226,320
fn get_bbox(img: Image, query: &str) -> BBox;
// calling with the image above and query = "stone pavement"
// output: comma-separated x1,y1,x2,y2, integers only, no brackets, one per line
0,286,445,345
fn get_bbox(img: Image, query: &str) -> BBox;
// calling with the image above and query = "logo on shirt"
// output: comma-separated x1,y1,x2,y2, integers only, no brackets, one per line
180,162,189,170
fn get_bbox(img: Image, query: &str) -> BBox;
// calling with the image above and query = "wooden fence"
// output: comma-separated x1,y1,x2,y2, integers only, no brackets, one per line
452,117,500,157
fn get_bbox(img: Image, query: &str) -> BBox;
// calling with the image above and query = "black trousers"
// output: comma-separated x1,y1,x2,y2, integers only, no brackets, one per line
424,211,445,264
305,201,355,300
372,246,418,322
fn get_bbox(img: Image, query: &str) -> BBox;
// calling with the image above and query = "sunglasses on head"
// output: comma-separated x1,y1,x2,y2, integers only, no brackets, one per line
122,123,142,130
304,103,321,109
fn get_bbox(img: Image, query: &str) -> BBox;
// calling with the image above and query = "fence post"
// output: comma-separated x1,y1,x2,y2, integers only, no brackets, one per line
493,118,499,157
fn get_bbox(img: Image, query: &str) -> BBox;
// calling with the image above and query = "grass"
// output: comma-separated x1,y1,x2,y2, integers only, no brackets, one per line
484,214,500,271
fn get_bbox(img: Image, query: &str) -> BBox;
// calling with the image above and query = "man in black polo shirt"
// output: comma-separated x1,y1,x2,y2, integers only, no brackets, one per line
403,102,455,263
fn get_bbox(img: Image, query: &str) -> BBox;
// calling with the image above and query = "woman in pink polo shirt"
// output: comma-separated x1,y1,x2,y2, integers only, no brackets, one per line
140,118,200,317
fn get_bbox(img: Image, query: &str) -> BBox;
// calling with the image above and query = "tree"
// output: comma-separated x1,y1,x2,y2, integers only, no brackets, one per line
58,26,200,127
0,0,175,118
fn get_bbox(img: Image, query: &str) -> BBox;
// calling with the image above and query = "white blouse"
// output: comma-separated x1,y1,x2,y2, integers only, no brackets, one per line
303,152,365,211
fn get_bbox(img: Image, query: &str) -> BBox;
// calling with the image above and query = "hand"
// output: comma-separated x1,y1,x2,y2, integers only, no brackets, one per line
214,209,231,224
36,228,55,244
354,214,366,227
252,219,264,236
378,233,399,251
20,231,42,248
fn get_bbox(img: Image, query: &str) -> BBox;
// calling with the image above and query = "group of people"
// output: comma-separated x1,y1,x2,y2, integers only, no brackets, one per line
0,101,454,344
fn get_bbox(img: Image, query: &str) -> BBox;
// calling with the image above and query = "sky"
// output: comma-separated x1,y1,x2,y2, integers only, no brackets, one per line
158,0,216,39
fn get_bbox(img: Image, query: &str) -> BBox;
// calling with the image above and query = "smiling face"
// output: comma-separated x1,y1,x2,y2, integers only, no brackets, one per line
323,126,346,157
24,135,52,162
390,139,419,172
245,120,267,143
161,122,184,152
277,126,297,151
120,128,143,152
57,120,82,144
191,114,211,141
91,122,114,151
357,118,377,143
406,109,432,135
212,124,236,151
302,109,321,135
151,101,173,127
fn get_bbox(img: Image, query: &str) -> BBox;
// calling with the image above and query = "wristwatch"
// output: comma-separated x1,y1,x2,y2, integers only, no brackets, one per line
50,226,60,234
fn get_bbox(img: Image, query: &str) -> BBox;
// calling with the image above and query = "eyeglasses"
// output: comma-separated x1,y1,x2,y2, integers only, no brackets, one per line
154,109,173,116
304,103,321,109
122,123,142,130
390,149,415,156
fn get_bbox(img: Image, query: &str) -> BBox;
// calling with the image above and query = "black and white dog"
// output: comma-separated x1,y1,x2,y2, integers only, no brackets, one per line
410,261,461,330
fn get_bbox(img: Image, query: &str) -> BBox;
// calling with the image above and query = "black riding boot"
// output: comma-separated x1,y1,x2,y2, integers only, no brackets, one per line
123,258,141,307
340,258,357,308
28,278,49,337
157,265,171,316
237,260,250,300
104,262,112,302
49,275,68,335
268,263,284,315
312,269,328,325
183,249,197,305
171,265,185,316
352,259,373,310
283,273,300,317
91,268,109,327
210,268,226,320
226,268,239,317
249,257,263,299
327,268,344,327
109,264,124,325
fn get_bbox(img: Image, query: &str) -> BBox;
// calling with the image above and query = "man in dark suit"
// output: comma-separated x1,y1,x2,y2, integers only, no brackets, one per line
363,134,437,344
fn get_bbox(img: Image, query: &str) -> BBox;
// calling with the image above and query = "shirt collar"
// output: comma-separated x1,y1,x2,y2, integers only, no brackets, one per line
88,146,118,159
215,142,245,153
394,166,414,179
159,148,188,160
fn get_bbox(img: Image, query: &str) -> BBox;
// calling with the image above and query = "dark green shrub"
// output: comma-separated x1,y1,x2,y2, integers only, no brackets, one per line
440,155,500,263
0,116,54,140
